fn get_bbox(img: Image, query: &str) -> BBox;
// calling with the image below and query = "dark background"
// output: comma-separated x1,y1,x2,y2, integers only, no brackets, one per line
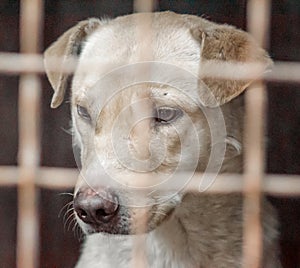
0,0,299,267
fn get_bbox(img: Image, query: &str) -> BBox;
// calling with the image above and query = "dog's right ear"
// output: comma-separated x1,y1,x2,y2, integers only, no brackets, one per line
44,18,101,108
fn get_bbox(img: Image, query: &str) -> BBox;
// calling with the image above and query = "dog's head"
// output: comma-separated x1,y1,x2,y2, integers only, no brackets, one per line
44,12,271,235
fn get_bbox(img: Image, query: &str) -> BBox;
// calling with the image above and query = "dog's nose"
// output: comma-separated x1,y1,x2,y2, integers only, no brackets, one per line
74,188,119,225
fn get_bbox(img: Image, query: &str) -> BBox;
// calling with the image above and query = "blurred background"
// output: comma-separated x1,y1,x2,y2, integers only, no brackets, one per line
0,0,299,267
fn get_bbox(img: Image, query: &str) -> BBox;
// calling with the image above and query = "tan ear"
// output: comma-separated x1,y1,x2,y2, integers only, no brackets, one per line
191,25,273,107
44,18,101,108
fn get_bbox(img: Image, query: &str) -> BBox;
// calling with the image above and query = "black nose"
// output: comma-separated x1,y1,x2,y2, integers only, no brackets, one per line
74,188,119,225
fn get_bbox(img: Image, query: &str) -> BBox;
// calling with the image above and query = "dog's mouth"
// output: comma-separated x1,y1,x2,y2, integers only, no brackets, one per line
76,205,176,236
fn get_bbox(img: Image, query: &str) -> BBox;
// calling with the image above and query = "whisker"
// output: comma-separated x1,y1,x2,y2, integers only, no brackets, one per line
74,222,84,241
57,195,84,240
65,212,76,231
58,192,74,197
68,216,77,232
60,126,73,136
71,218,79,233
155,211,167,217
58,200,73,218
63,205,74,224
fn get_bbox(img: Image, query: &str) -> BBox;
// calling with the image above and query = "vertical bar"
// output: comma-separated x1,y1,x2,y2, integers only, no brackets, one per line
243,81,266,268
17,0,43,267
243,0,271,267
131,1,155,267
133,0,156,13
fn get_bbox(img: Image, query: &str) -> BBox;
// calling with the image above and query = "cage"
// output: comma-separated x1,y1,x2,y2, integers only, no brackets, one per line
0,0,299,267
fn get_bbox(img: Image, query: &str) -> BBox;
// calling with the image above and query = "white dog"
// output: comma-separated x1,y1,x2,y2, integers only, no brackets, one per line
44,12,280,268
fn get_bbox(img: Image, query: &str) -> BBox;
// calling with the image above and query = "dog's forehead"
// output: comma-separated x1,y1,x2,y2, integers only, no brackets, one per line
83,12,201,61
73,13,202,94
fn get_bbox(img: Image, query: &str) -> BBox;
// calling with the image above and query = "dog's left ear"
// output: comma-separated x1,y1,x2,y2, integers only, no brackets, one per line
191,25,273,107
44,18,101,108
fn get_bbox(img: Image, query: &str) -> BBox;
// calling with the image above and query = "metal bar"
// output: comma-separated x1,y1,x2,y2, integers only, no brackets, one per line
35,167,78,189
243,0,271,267
243,82,266,268
0,167,300,195
0,169,297,196
133,0,156,13
131,1,156,267
0,166,78,188
17,0,43,267
1,52,300,83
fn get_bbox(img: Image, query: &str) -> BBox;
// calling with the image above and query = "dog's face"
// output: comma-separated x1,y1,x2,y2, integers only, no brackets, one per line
44,12,271,235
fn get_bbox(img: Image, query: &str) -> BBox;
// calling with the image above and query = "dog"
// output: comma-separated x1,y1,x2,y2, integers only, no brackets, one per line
44,12,281,268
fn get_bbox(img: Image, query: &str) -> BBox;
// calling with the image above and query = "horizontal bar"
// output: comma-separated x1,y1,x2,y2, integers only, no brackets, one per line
0,53,45,74
0,166,299,195
0,166,77,189
0,53,300,83
35,167,79,189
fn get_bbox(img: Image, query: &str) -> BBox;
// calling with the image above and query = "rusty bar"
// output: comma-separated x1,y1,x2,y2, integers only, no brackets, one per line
243,82,266,268
1,52,300,84
17,0,43,267
0,166,78,188
17,74,41,268
0,167,300,195
243,0,271,267
133,0,156,13
131,1,156,267
17,75,41,268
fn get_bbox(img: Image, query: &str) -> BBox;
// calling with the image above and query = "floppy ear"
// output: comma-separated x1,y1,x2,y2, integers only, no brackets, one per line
44,18,101,108
191,25,273,107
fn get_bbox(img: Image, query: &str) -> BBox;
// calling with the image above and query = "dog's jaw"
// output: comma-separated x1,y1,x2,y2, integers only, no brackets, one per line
74,187,183,236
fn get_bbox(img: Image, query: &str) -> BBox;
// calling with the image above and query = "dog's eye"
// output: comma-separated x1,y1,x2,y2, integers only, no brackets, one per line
77,105,91,121
154,107,182,124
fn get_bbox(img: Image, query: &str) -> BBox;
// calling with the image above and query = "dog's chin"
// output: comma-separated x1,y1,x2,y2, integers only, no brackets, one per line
80,223,131,236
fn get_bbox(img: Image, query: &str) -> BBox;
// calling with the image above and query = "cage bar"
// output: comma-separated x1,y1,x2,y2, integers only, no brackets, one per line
131,1,156,267
17,0,43,267
134,0,156,13
243,0,271,267
1,166,300,195
1,52,300,84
